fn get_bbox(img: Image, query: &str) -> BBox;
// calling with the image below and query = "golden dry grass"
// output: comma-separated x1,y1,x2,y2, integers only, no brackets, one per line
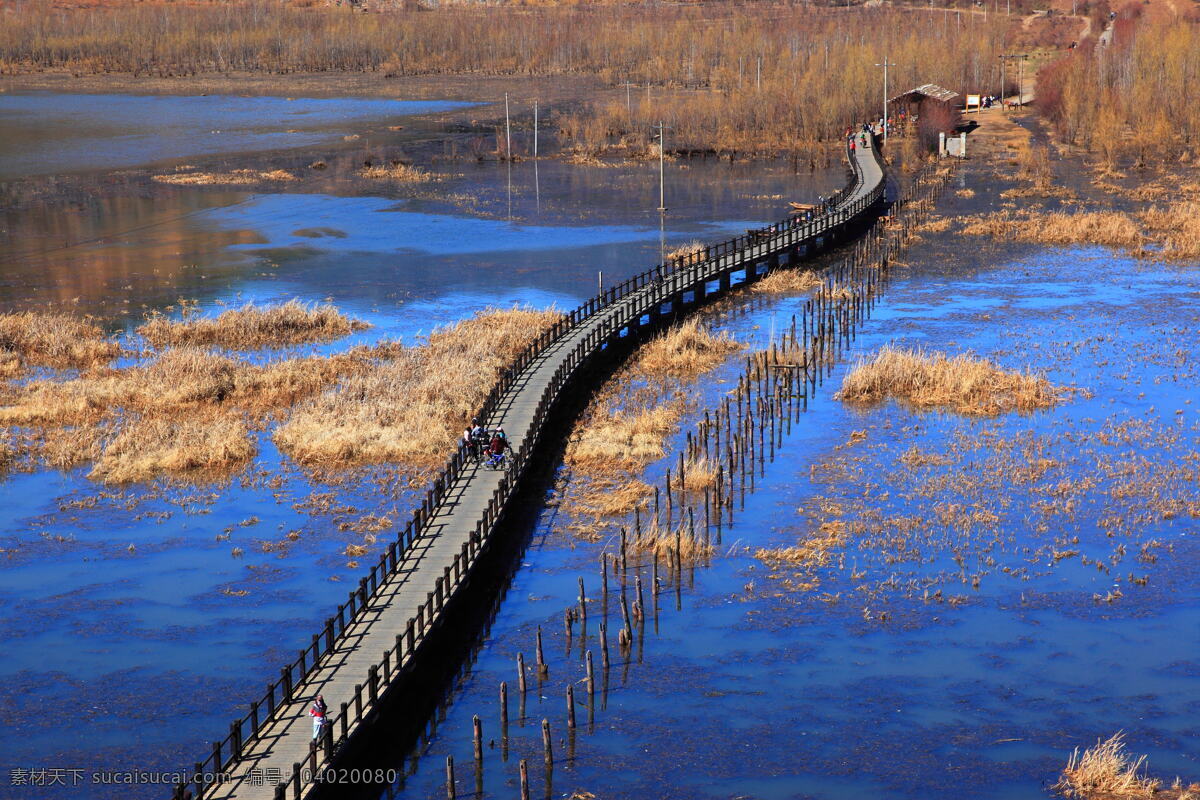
0,311,120,372
755,520,848,572
358,163,434,183
0,346,388,427
274,307,562,467
960,210,1143,251
89,414,255,484
568,401,681,475
679,456,717,492
666,240,707,265
152,169,297,185
629,319,743,381
568,477,654,520
836,345,1065,415
1056,733,1161,799
750,269,822,294
1139,201,1200,260
137,300,368,349
624,517,713,560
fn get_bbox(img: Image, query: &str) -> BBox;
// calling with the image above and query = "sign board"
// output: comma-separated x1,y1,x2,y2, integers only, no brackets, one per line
966,93,982,111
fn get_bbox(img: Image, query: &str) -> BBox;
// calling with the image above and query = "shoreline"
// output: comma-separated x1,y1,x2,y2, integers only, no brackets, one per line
0,71,608,106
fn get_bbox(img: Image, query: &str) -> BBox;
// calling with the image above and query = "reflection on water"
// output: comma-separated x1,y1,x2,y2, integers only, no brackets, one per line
0,190,261,317
0,93,472,180
0,157,841,328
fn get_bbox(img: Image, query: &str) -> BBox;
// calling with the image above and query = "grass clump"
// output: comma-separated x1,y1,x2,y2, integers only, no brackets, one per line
623,518,714,561
358,163,433,183
568,400,680,475
1139,201,1200,260
665,241,707,266
750,269,822,295
755,520,848,573
629,319,742,381
960,211,1143,251
274,307,563,467
0,347,386,427
1056,733,1164,799
89,414,255,484
0,311,120,372
836,345,1064,415
152,169,297,186
137,300,369,349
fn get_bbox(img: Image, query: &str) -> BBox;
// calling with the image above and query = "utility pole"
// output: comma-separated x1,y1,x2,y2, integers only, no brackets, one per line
622,81,636,117
1000,53,1029,106
504,92,512,160
653,121,671,212
875,57,895,144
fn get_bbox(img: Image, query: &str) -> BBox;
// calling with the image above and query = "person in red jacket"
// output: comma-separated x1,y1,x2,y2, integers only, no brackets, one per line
310,694,328,740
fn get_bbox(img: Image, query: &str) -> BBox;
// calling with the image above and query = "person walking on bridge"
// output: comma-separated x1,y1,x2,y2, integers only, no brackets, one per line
310,694,328,740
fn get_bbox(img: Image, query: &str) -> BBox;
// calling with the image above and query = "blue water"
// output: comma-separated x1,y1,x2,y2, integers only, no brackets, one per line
0,91,850,797
0,93,472,179
384,235,1200,800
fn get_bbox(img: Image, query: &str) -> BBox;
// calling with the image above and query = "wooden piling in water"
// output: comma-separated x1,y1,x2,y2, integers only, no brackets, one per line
566,685,576,729
500,681,508,731
536,627,548,677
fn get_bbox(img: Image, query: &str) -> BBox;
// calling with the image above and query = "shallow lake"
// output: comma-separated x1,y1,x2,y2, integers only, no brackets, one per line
0,92,846,798
0,93,473,180
369,189,1200,797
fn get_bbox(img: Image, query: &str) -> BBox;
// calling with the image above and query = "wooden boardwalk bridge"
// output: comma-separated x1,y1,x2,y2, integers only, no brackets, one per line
178,136,886,800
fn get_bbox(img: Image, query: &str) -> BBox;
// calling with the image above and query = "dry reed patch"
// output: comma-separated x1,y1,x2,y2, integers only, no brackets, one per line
680,456,717,492
0,352,21,379
567,477,654,524
836,345,1065,415
152,169,297,185
89,413,255,484
1056,733,1168,799
138,300,368,349
960,210,1143,251
358,163,434,182
914,216,953,234
1138,201,1200,260
666,240,707,265
750,269,822,295
0,311,120,371
36,423,109,470
756,519,848,573
624,518,713,560
629,319,743,381
567,399,682,475
0,346,385,427
275,307,563,467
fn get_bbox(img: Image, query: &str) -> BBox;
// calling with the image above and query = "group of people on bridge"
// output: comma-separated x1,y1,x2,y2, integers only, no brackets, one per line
462,418,513,470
